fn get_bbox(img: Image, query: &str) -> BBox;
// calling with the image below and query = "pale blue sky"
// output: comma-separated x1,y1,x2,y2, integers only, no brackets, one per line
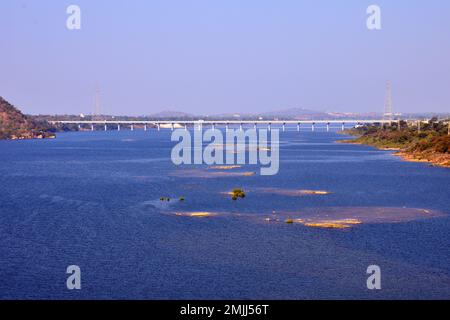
1,0,449,115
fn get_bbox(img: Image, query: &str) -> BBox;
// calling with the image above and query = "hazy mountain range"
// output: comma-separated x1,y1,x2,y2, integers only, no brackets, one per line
146,108,380,120
147,107,382,120
146,107,448,120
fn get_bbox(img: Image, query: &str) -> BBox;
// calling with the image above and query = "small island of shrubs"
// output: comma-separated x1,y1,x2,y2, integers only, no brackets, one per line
231,188,246,201
160,196,185,202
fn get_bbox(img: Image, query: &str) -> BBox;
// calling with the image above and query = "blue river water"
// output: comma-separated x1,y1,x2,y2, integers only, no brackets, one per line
0,128,449,299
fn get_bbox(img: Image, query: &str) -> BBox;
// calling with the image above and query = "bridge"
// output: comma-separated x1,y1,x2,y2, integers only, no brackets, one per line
50,119,401,132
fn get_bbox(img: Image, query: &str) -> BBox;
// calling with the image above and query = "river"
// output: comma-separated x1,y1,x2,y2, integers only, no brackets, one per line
0,129,449,299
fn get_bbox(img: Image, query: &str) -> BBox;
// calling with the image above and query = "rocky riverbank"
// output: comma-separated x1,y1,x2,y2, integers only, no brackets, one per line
0,97,55,140
339,120,450,168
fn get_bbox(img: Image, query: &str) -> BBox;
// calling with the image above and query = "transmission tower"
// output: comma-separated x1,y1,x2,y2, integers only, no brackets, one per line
93,87,101,120
384,81,393,120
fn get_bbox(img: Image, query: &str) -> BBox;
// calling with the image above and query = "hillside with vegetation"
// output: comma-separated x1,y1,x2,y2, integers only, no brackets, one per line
341,119,450,167
0,97,55,140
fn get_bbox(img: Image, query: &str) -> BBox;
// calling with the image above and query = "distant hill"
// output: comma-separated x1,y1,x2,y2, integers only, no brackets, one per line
149,110,196,118
260,107,329,119
209,108,326,120
212,107,338,120
0,97,55,140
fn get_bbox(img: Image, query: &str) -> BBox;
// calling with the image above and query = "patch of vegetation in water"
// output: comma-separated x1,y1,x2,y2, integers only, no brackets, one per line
231,188,246,201
160,196,186,202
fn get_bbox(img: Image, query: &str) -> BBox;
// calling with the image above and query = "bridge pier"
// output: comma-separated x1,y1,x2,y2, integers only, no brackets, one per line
282,123,286,132
131,125,134,131
118,124,120,131
91,124,94,131
342,123,345,131
78,124,81,130
157,124,160,131
185,124,188,131
171,123,174,131
211,123,215,131
312,123,315,132
104,124,107,131
326,123,330,132
268,123,271,131
225,123,229,132
254,123,257,130
144,124,147,131
297,123,300,132
239,123,243,131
